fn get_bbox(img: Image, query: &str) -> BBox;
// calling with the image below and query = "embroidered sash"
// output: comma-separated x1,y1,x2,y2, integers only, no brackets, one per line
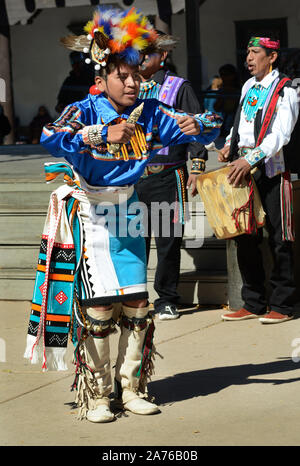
157,73,186,156
24,164,83,370
255,77,295,241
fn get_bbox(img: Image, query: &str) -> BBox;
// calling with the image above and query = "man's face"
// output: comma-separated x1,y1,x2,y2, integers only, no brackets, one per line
96,63,141,112
211,77,222,90
139,52,167,80
246,46,277,80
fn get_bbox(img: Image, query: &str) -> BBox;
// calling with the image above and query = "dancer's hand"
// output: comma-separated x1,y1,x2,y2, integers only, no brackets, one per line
107,121,135,144
177,115,200,135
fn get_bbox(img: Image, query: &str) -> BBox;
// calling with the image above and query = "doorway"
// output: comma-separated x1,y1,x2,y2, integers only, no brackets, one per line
235,18,288,83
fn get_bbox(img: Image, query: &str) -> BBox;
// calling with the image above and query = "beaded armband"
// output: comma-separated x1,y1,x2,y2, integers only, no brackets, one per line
190,158,206,174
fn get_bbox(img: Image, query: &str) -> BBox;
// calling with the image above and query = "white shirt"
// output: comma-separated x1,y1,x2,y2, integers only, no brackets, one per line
226,69,299,177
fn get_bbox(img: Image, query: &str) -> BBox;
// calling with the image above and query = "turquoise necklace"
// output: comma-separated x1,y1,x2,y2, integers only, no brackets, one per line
242,83,272,122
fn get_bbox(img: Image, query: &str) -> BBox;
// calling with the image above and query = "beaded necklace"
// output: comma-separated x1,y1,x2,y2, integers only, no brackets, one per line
242,83,272,123
139,80,160,100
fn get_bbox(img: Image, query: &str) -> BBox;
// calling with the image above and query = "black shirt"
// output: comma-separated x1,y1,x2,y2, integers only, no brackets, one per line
147,69,208,164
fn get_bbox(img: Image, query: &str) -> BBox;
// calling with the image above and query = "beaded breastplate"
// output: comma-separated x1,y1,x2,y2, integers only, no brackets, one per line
242,83,272,123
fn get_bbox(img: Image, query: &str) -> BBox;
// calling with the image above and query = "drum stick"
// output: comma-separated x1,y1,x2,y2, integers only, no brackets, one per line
205,142,257,175
204,142,221,154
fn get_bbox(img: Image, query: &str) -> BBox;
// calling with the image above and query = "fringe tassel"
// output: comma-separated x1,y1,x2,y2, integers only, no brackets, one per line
71,327,100,420
75,371,89,420
281,171,295,241
137,320,155,394
174,167,187,224
71,327,90,390
126,125,147,160
232,178,258,235
24,334,43,365
24,334,68,371
44,348,68,371
30,194,66,371
108,119,147,161
72,353,94,419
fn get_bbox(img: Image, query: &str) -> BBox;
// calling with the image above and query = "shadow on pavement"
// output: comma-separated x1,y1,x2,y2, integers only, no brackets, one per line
149,358,300,405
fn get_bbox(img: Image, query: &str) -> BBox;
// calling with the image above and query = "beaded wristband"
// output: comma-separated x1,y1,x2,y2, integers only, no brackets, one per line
82,124,105,146
244,147,266,167
89,124,105,145
190,158,206,174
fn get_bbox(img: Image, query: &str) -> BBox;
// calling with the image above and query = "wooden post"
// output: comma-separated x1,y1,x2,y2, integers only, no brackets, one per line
155,0,172,34
185,0,205,99
0,0,15,144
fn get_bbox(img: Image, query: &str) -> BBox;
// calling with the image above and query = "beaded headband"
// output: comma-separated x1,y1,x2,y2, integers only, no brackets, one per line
60,6,178,71
248,37,280,50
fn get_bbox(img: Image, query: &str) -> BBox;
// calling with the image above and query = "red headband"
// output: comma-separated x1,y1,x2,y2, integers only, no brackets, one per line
248,37,280,50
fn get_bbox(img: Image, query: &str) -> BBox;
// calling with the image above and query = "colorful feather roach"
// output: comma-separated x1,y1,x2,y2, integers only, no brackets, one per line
61,6,158,69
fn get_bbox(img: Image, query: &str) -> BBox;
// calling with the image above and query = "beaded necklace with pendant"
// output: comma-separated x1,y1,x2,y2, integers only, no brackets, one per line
242,83,272,123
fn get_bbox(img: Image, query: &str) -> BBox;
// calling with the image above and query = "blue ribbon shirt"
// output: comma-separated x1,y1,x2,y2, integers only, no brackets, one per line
41,93,221,187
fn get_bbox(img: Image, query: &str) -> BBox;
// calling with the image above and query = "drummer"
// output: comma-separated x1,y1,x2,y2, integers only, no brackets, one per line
219,35,299,324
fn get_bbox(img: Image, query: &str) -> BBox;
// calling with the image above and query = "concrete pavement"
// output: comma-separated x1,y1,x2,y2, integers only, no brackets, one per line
1,300,300,446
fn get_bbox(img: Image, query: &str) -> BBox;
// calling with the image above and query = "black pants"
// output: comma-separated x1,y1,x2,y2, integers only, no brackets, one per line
235,168,296,316
135,167,187,311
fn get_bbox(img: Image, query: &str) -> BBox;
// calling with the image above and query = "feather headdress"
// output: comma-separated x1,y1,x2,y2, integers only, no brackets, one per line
61,6,158,70
154,33,179,52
